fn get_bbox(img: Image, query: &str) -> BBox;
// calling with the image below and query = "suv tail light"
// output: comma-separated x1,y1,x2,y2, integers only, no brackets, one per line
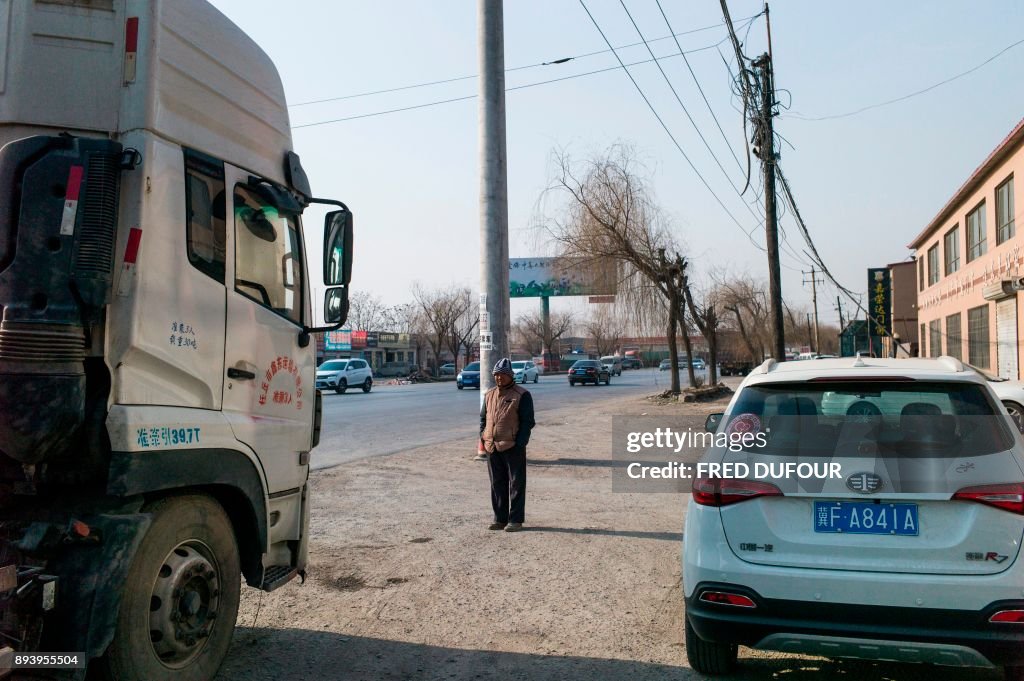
990,610,1024,624
692,477,783,507
952,483,1024,515
699,591,757,608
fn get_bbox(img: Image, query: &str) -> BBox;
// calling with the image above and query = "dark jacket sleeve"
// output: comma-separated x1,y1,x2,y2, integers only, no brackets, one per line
479,393,488,437
514,391,535,449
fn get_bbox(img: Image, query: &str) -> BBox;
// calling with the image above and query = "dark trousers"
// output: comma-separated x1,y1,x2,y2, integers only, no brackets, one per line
487,445,526,524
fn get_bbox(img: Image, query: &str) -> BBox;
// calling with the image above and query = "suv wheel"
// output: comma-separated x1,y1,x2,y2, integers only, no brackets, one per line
685,615,737,675
362,378,372,393
335,380,347,394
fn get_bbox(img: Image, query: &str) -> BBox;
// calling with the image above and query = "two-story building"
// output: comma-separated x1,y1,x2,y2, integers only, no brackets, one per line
909,118,1022,377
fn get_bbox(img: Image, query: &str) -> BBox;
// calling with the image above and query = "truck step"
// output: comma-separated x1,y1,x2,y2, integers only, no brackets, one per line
260,565,298,592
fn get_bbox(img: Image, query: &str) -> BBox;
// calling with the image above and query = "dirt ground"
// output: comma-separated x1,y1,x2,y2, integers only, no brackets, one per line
218,391,1003,681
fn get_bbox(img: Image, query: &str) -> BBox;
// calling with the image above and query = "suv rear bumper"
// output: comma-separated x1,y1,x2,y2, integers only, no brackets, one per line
686,582,1024,666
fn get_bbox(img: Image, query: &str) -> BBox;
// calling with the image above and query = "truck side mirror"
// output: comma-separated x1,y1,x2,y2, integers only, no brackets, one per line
325,287,348,324
324,209,352,286
705,413,723,433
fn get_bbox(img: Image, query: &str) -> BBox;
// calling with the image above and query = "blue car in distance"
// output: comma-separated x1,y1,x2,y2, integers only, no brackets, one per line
457,362,481,390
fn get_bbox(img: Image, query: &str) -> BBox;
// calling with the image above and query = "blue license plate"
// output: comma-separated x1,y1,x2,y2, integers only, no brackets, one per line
813,501,918,536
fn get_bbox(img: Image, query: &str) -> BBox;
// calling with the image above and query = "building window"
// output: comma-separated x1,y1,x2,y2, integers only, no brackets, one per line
997,176,1015,245
918,256,924,291
945,313,961,361
927,244,939,285
968,304,990,368
929,319,941,358
967,201,987,262
920,323,926,357
943,226,960,275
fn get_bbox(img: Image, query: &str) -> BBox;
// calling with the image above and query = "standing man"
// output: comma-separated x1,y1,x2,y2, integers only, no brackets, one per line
480,358,535,532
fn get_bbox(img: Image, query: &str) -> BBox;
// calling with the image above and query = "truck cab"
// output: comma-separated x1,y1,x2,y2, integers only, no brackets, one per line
0,1,350,678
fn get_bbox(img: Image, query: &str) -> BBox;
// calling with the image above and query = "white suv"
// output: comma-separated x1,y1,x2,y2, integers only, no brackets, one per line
683,356,1024,679
316,358,373,394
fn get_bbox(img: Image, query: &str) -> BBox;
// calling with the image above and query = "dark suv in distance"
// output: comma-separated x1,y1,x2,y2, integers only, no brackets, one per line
568,359,611,386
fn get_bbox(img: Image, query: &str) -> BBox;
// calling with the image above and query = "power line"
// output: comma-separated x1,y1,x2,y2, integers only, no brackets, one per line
577,0,766,254
617,0,747,199
289,13,761,108
292,39,736,129
656,0,750,184
787,36,1024,122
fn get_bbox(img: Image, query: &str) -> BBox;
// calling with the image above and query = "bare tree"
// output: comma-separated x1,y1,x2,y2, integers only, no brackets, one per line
347,290,388,331
382,302,430,368
517,310,575,358
445,288,479,369
583,304,625,357
718,275,771,362
545,145,690,393
412,284,462,376
683,279,722,385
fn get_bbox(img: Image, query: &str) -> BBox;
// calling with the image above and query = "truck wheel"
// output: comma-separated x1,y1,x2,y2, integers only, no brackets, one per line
335,380,347,394
685,614,737,675
362,378,372,393
99,495,240,681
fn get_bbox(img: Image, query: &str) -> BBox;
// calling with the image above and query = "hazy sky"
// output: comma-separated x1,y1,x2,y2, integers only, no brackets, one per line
208,0,1024,327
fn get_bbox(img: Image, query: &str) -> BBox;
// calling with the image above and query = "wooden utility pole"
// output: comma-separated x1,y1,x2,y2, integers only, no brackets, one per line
753,51,784,361
803,266,823,353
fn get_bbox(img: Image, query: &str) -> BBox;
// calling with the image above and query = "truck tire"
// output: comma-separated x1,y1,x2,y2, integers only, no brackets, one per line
98,495,241,681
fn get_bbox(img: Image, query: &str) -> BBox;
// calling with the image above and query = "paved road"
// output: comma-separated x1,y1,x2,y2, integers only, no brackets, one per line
312,367,737,469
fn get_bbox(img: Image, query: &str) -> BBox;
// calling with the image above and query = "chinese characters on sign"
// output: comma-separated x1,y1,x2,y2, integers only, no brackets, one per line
866,268,891,337
509,257,616,298
325,328,351,351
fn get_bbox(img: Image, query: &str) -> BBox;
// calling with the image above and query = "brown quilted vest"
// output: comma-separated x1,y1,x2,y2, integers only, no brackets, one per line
482,384,527,453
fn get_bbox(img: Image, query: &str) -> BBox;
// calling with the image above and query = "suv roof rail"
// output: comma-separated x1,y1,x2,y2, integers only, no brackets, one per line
937,355,966,373
752,357,777,375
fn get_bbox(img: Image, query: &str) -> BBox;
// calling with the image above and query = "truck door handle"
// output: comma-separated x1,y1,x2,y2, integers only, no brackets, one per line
227,367,256,380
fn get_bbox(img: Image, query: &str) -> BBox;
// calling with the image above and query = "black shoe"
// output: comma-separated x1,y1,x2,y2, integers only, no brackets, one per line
488,522,507,530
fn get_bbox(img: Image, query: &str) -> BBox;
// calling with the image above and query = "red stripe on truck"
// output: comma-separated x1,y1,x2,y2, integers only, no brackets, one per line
65,166,83,201
125,17,139,53
123,227,143,264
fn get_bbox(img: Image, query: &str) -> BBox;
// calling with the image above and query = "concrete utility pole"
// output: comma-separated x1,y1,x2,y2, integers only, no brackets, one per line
803,266,823,353
478,0,510,397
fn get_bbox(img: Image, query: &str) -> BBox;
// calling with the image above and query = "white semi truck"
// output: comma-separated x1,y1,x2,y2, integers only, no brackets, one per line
0,1,350,678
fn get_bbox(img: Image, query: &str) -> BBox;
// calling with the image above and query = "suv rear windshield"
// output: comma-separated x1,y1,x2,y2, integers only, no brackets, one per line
727,381,1013,457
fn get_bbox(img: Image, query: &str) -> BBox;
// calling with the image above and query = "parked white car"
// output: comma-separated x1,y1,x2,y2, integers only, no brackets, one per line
512,360,539,384
683,355,1024,679
316,358,373,394
967,364,1024,433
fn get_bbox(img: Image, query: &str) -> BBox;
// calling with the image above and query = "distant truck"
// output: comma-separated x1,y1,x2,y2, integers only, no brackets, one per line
0,1,352,678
